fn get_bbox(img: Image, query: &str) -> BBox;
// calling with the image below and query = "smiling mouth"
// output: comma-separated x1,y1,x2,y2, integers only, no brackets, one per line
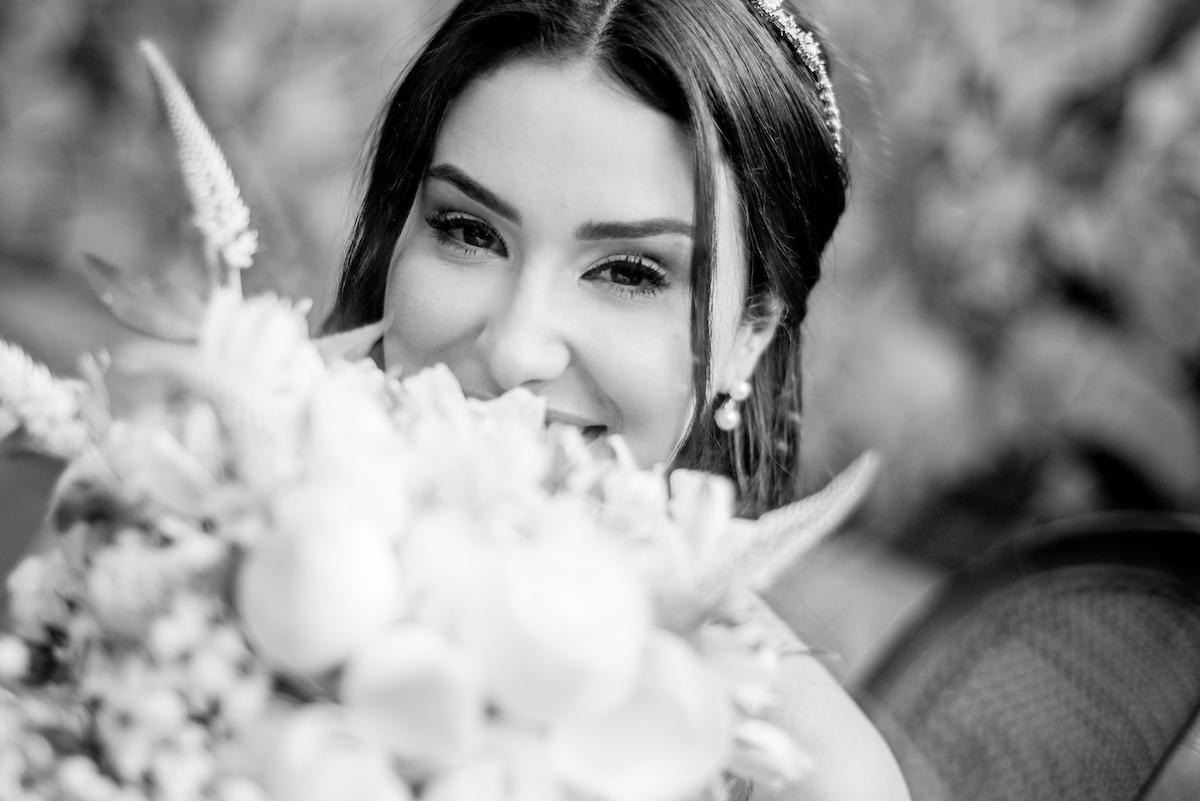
544,411,608,441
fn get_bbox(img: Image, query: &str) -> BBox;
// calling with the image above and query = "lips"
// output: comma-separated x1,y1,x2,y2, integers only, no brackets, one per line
465,391,608,440
544,411,608,442
544,409,597,428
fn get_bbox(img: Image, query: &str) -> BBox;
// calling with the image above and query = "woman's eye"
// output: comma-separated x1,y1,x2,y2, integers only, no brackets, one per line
583,255,670,298
425,211,508,257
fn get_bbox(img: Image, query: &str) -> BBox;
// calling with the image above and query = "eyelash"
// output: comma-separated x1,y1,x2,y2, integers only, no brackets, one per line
425,210,508,258
582,255,670,299
424,209,670,298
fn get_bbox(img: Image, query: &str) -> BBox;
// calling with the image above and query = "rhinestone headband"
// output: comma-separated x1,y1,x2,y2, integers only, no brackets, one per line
746,0,843,160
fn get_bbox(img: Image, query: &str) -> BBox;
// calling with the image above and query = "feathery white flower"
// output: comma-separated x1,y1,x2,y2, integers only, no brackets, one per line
0,339,89,459
139,40,258,289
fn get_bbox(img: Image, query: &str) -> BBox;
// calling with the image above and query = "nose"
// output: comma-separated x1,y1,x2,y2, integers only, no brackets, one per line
477,267,570,391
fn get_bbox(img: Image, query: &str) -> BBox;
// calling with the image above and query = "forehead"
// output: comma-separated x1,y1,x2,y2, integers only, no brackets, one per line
433,58,695,224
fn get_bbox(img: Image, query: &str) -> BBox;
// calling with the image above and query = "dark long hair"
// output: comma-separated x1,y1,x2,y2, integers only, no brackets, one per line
326,0,848,516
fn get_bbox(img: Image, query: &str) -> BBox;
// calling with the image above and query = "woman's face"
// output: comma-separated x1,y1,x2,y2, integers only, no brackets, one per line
383,58,767,466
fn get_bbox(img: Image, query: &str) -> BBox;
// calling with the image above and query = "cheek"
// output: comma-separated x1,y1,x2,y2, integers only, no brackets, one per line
382,242,484,370
601,317,694,466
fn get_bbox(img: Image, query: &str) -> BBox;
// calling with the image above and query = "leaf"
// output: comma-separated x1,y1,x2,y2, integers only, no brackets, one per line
82,253,205,342
734,451,881,593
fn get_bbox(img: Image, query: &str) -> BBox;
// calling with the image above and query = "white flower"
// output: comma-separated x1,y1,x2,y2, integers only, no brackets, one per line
70,420,218,521
119,289,326,489
627,470,737,629
215,669,272,734
467,386,547,436
94,663,173,782
56,755,117,801
147,593,218,663
667,470,737,562
395,367,550,521
304,361,411,530
213,776,269,801
456,531,652,723
237,485,404,674
186,644,240,712
692,624,780,716
86,531,183,640
260,706,413,801
6,549,78,640
727,719,812,792
599,461,670,541
340,626,484,773
139,41,258,279
85,522,226,641
149,723,216,801
400,508,492,632
548,632,733,801
393,364,472,426
0,636,29,683
172,401,225,479
0,339,89,459
198,289,323,392
422,730,565,801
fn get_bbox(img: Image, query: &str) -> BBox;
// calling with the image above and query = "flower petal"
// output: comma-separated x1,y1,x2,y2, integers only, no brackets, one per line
728,719,812,792
341,626,484,772
237,491,403,674
458,537,651,723
549,632,733,801
261,707,413,801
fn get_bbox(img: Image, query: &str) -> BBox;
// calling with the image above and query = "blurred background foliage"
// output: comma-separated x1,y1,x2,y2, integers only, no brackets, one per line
2,0,1199,569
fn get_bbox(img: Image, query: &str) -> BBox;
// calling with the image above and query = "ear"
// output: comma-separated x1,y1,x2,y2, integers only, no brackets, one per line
718,300,782,392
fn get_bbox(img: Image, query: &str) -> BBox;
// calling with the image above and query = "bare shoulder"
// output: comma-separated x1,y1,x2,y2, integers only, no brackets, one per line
739,592,912,801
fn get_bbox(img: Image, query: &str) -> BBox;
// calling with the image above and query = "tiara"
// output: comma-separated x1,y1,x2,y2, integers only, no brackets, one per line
746,0,843,160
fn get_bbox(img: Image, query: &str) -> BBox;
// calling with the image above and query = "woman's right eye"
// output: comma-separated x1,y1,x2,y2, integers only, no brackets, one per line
425,211,508,257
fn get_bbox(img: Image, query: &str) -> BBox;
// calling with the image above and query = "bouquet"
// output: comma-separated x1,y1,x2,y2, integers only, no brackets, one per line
0,43,878,801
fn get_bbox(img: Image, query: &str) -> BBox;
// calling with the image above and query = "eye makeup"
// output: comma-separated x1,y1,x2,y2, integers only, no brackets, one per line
581,253,671,299
424,209,508,258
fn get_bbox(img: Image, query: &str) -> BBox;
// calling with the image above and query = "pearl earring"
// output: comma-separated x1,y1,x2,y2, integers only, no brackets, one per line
714,380,752,431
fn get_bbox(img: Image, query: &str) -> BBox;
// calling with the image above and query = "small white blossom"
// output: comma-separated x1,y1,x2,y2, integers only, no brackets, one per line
139,41,258,282
0,339,89,459
0,636,29,683
7,549,78,640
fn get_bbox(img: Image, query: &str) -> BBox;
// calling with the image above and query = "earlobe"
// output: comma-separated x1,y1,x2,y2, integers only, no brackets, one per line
725,304,781,390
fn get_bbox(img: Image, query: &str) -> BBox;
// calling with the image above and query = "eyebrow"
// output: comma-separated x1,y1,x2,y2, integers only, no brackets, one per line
576,218,693,240
426,162,693,241
427,163,522,224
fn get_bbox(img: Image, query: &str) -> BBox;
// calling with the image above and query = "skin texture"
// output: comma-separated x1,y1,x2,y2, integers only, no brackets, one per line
745,591,913,801
383,58,774,468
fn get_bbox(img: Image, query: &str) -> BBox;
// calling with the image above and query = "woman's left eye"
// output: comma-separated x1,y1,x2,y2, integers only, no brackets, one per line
582,255,670,298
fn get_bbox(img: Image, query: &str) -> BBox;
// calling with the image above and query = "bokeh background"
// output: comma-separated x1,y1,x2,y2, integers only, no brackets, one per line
2,0,1200,673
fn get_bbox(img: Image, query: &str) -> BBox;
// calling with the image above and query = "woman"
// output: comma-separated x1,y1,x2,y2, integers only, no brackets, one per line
327,0,911,798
